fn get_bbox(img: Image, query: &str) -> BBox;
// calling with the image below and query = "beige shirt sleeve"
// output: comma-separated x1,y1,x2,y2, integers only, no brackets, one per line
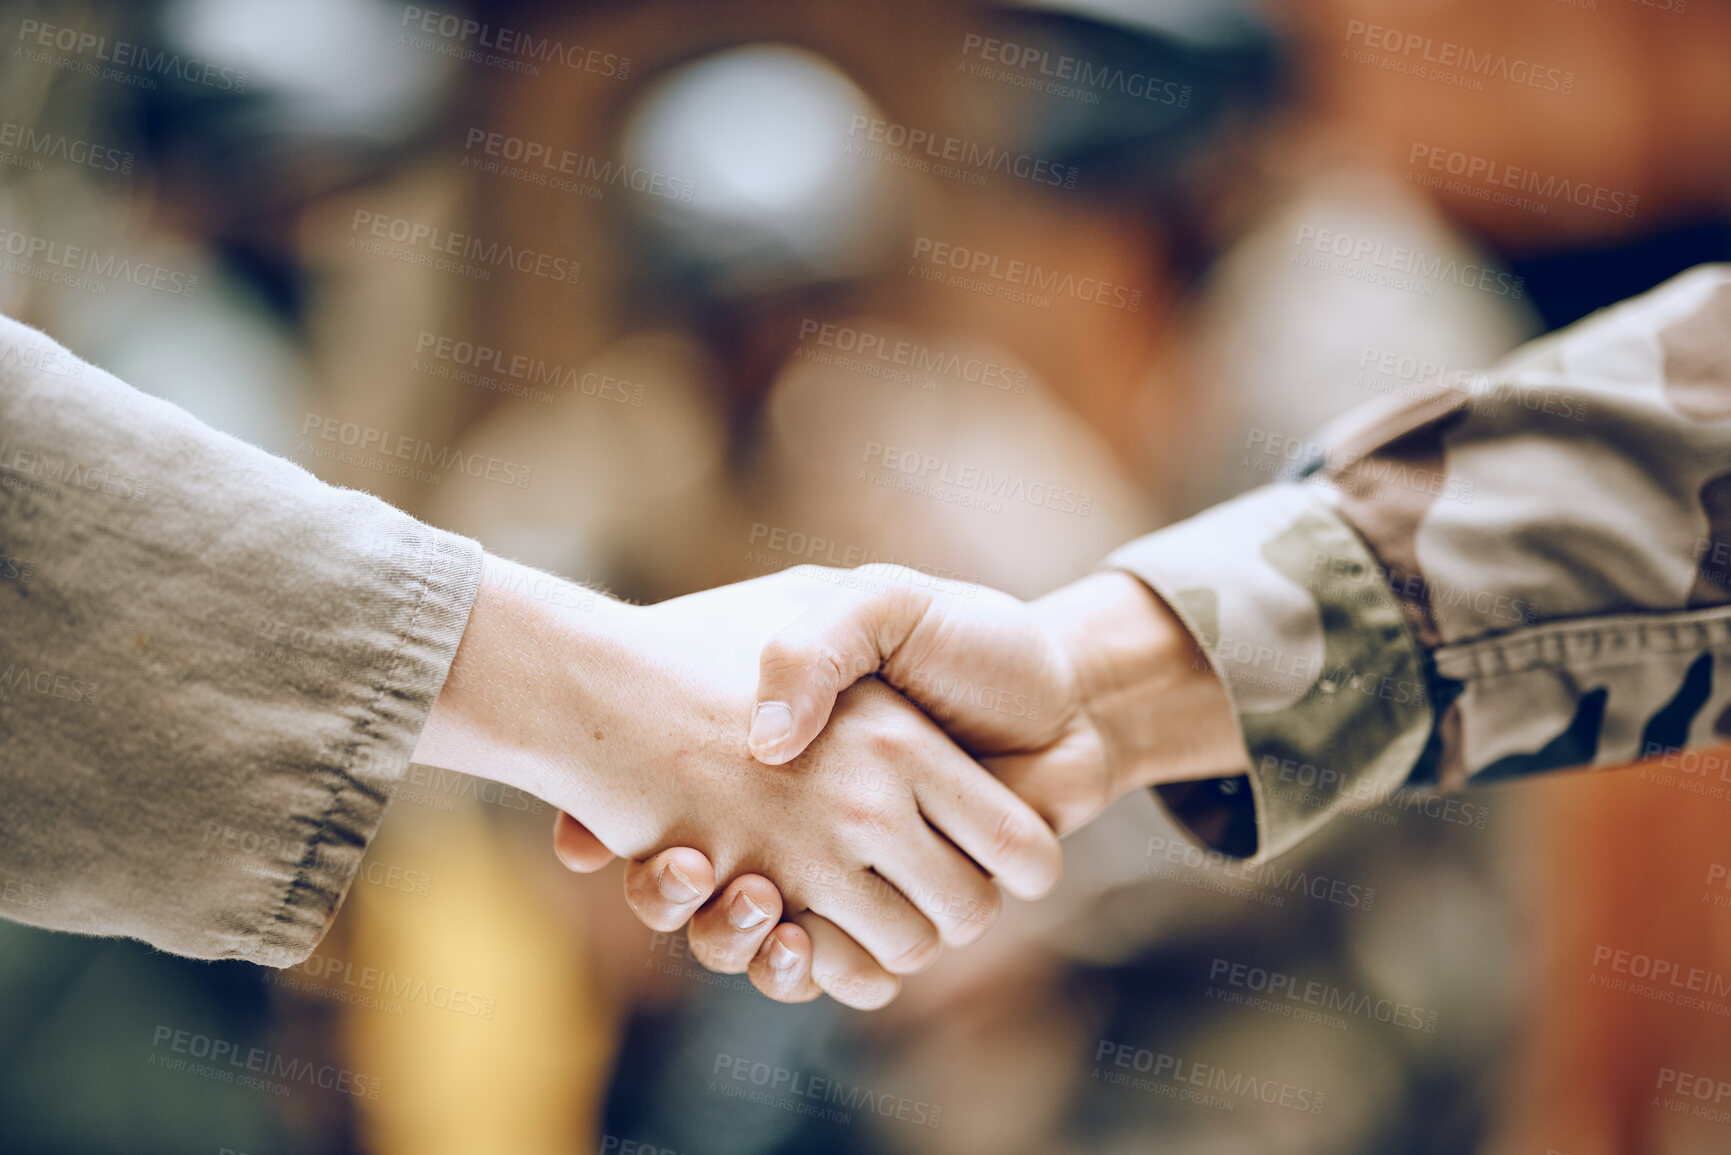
0,314,483,965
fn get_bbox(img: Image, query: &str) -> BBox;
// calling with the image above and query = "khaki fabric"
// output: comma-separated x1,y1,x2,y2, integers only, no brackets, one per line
0,315,482,965
1114,264,1731,861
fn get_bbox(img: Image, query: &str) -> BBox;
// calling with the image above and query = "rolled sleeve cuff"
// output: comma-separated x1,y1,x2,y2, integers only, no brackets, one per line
245,523,483,967
1107,485,1433,862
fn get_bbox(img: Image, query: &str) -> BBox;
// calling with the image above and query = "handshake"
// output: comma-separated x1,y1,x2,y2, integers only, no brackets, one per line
412,556,1248,1009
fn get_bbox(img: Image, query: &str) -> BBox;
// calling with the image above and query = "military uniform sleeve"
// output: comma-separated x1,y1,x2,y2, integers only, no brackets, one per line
1109,263,1731,861
0,314,483,964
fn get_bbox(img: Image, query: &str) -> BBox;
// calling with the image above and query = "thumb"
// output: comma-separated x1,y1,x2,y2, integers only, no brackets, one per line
749,580,932,765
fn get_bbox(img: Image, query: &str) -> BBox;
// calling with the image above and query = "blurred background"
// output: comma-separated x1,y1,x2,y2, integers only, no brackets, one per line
1,0,1729,1152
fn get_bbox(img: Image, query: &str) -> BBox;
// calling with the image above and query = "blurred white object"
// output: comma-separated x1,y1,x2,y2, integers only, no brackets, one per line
621,43,895,291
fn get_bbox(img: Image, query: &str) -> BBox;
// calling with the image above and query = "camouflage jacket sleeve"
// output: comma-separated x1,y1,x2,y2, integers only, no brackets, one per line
1108,264,1731,862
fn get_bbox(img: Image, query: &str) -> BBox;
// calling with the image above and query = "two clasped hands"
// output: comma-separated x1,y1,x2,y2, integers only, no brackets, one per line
412,556,1248,1009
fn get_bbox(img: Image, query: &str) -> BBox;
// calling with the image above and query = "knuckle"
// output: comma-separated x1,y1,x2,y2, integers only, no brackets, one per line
811,642,851,698
949,884,1001,944
886,929,942,975
759,635,811,680
991,807,1039,866
863,718,922,764
834,789,898,836
990,809,1060,894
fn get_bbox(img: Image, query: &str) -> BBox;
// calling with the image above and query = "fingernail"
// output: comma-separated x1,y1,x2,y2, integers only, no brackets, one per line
659,860,701,903
729,890,770,931
749,701,794,752
769,939,800,972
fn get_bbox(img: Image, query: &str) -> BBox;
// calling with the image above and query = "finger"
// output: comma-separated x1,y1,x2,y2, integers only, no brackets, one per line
796,858,948,976
804,865,943,977
867,825,1002,948
552,811,617,873
747,922,822,1003
749,576,933,765
984,728,1112,836
622,848,717,933
914,753,1064,902
794,912,901,1010
687,874,783,974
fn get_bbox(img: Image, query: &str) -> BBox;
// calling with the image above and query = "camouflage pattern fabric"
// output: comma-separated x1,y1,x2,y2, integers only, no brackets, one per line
1111,264,1731,861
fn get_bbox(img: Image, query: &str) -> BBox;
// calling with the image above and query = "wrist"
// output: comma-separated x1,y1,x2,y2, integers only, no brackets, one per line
413,554,626,805
1032,570,1246,799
